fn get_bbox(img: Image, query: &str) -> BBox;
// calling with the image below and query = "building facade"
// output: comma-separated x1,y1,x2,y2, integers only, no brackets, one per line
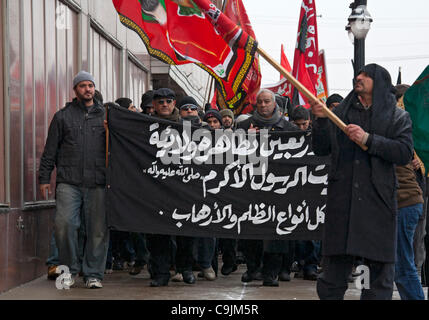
0,0,211,293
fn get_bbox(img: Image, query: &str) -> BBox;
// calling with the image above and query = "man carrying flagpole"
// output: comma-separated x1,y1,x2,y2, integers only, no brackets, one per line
310,63,413,300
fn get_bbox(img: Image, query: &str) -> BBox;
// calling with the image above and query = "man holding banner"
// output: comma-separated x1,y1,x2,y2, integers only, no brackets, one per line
237,89,300,287
144,88,199,287
310,64,414,300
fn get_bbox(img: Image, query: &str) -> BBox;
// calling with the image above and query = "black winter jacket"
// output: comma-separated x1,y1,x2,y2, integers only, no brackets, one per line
237,110,301,254
312,65,413,263
38,98,106,187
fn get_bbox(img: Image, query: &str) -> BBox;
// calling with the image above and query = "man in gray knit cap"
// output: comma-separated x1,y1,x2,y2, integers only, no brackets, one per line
220,109,235,129
39,71,109,289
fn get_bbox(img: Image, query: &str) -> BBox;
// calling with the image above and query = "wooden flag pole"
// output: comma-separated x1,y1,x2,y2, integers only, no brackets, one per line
257,46,368,151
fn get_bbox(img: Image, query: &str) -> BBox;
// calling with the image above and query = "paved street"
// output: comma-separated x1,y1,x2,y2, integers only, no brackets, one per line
0,262,417,300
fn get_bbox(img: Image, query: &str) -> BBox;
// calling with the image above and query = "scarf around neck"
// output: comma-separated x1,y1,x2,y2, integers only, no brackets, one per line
155,107,180,122
252,106,282,128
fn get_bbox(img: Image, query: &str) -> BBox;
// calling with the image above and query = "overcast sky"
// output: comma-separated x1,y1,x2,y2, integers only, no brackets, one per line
244,0,429,96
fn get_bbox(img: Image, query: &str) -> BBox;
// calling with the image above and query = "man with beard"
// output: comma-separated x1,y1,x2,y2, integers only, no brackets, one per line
39,71,109,289
310,64,414,299
220,109,235,129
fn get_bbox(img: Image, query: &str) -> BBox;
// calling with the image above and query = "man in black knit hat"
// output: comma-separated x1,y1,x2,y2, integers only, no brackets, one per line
203,109,223,130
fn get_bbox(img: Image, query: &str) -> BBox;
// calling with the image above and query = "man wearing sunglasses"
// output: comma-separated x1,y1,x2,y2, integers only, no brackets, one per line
147,88,199,287
152,88,180,121
178,96,203,127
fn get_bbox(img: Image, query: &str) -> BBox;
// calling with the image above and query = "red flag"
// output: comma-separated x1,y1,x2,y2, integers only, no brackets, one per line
218,0,261,113
210,92,218,109
280,44,292,78
262,78,290,97
261,44,293,99
317,50,329,101
112,0,258,111
295,54,316,108
291,0,325,106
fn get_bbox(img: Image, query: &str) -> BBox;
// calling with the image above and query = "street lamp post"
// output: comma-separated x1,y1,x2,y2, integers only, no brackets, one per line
346,0,373,79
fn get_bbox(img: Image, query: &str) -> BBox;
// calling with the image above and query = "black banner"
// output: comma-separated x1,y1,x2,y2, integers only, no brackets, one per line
106,106,329,240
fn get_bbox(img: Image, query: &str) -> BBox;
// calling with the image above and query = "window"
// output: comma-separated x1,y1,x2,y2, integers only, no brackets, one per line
90,28,120,103
22,0,79,203
128,55,149,111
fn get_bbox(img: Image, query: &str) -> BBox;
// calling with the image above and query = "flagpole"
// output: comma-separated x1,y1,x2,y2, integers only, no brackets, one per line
105,107,109,168
257,46,368,151
203,75,211,105
206,77,214,106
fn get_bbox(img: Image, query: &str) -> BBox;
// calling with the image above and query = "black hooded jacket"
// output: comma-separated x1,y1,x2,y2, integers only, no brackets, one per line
39,98,106,187
311,64,413,262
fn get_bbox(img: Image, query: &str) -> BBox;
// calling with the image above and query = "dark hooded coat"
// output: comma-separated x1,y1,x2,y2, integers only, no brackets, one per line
312,64,413,263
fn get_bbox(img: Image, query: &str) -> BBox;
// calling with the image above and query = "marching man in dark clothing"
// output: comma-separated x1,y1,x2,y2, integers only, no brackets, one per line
39,71,109,289
237,89,300,286
310,64,414,299
145,88,196,287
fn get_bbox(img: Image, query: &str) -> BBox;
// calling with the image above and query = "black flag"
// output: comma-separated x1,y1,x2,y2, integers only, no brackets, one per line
106,105,329,240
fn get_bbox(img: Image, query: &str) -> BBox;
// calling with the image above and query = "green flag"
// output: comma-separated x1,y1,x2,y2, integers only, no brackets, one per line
404,65,429,174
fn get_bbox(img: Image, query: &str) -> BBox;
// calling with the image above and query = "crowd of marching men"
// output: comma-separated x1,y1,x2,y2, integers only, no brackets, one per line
46,84,331,288
106,87,323,288
43,73,428,295
47,74,423,287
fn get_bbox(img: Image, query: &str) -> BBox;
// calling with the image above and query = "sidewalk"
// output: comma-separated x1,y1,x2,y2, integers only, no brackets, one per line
0,264,413,300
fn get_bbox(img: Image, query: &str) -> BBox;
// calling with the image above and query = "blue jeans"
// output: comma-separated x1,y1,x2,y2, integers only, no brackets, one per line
395,203,425,300
46,225,86,267
46,232,60,266
55,183,109,281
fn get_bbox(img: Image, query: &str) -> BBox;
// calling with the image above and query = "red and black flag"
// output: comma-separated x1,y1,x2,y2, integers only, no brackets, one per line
211,0,261,114
112,0,258,112
223,0,261,110
291,0,325,108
